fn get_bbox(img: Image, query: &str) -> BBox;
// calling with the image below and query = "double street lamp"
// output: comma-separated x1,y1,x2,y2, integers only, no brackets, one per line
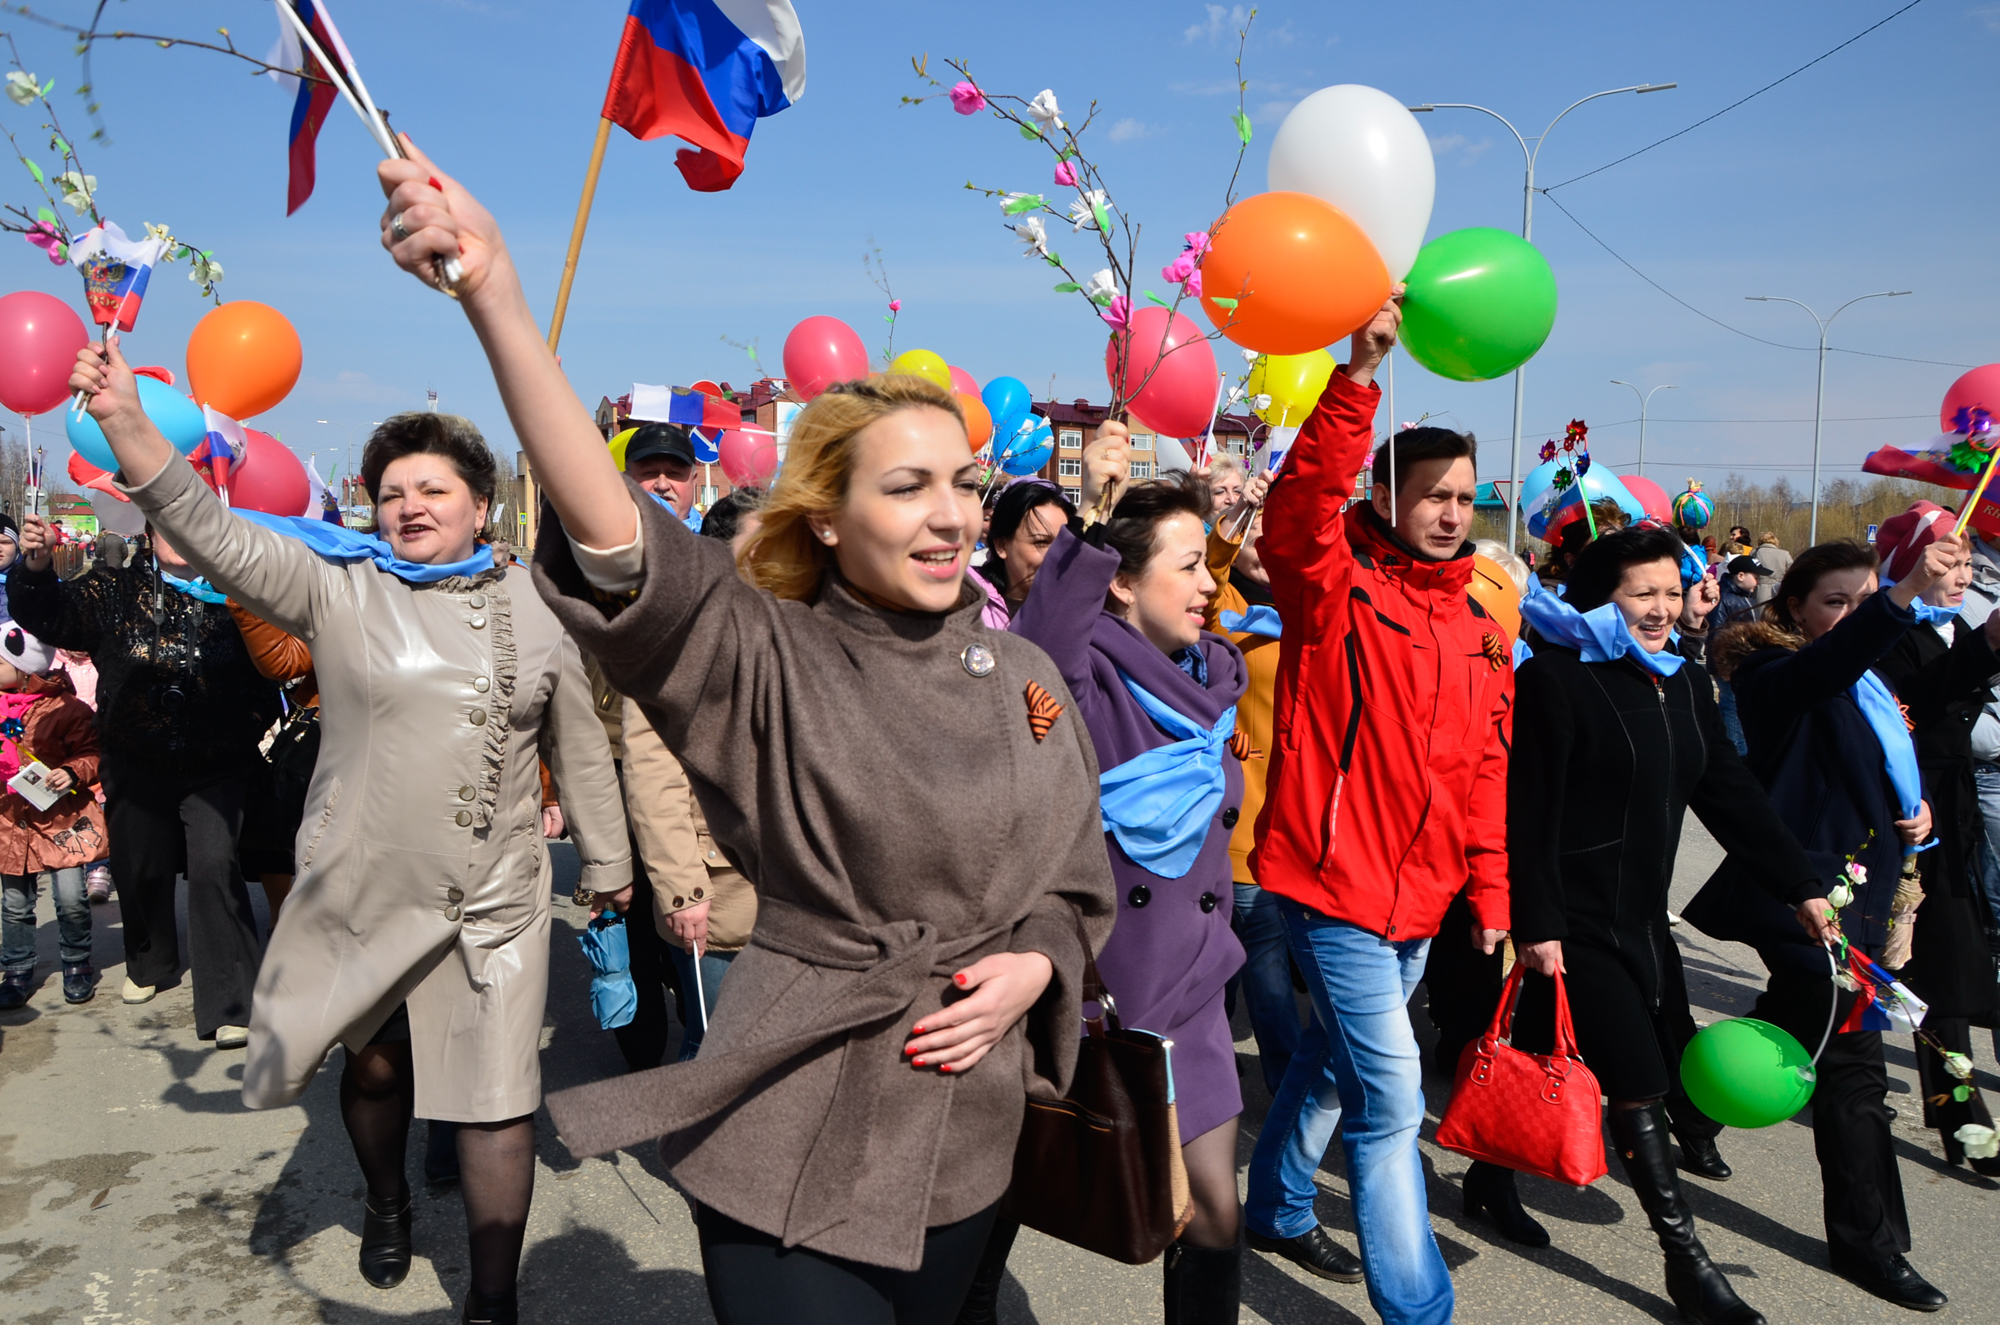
1743,291,1909,545
1610,380,1675,478
1411,81,1676,552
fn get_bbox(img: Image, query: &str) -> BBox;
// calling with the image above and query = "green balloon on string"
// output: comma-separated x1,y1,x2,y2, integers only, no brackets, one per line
1680,1017,1816,1128
1399,227,1558,382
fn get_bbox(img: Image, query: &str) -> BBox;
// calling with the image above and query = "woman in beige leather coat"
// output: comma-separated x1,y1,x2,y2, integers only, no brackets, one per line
64,348,629,1325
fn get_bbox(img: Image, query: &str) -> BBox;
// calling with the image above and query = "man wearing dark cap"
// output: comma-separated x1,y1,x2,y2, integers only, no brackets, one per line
622,423,698,517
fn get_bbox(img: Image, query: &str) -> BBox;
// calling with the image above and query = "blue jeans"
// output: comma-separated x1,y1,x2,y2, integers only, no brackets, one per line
1248,900,1450,1325
1230,882,1306,1095
1716,677,1748,757
1,867,90,974
1971,762,2000,1059
669,943,737,1061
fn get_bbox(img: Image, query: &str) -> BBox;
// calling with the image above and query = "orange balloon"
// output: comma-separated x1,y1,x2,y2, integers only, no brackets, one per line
956,391,993,455
1468,554,1522,644
1200,191,1391,354
186,301,302,419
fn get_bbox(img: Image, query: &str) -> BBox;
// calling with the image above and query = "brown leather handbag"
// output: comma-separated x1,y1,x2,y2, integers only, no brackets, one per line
1000,915,1192,1265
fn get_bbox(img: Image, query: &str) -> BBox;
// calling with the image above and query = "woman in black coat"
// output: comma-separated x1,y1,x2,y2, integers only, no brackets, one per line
1511,525,1815,1325
1867,517,2000,1173
1695,535,1970,1313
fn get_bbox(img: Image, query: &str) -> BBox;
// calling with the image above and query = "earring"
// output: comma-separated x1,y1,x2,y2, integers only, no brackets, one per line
820,530,834,542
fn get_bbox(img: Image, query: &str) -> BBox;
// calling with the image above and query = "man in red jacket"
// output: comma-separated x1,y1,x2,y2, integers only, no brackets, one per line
1243,294,1510,1325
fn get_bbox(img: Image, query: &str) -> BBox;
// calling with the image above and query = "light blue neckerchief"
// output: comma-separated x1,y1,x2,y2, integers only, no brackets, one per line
1099,674,1236,880
1219,605,1282,639
1512,637,1533,670
160,570,229,605
1849,597,1954,855
1518,577,1683,677
233,511,497,583
647,488,703,533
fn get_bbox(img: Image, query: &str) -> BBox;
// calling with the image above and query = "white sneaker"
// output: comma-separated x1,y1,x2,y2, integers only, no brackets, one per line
214,1025,249,1050
121,977,156,1005
85,865,112,904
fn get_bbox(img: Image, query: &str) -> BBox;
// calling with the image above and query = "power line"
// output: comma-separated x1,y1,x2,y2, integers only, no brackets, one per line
1537,192,1975,369
1544,0,1929,191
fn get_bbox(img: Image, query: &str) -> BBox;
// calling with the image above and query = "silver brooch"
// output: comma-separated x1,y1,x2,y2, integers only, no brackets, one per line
961,643,997,678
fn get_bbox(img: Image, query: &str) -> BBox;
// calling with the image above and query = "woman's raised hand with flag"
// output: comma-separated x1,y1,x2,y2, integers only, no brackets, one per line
68,335,175,490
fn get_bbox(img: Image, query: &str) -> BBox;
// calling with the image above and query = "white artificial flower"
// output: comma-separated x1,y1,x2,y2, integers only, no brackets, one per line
1944,1051,1975,1081
1082,268,1117,305
1825,882,1854,910
1847,862,1868,886
1251,394,1273,412
997,192,1037,214
1069,189,1112,232
144,222,176,257
1242,348,1259,363
5,71,38,106
57,170,95,214
1956,1123,1999,1160
1011,214,1048,259
188,251,223,292
1026,89,1063,133
1831,968,1860,993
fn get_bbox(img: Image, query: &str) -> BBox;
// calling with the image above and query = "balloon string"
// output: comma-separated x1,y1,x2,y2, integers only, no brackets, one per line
1813,943,1839,1070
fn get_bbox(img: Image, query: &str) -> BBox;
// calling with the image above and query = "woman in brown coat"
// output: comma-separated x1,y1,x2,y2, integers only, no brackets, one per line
375,143,1116,1324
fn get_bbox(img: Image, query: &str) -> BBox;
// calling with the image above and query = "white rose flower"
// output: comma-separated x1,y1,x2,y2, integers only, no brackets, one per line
1026,89,1063,133
1955,1123,1999,1160
1847,862,1867,886
1082,269,1117,306
5,71,39,106
1944,1051,1974,1081
1011,215,1048,259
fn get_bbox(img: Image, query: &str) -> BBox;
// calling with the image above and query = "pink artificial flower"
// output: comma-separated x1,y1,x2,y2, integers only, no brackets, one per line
1099,295,1132,331
888,299,902,313
1161,252,1197,284
949,81,986,116
1053,160,1078,188
1183,270,1202,299
1182,231,1211,257
23,221,64,264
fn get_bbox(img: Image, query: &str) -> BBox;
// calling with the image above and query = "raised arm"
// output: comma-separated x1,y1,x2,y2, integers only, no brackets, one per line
1009,525,1120,711
376,140,635,553
1735,590,1918,724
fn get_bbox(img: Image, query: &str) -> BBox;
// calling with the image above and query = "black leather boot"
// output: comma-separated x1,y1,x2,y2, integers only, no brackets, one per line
1163,1236,1242,1325
1673,1127,1733,1181
1610,1103,1763,1325
462,1289,518,1325
1462,1160,1550,1247
357,1189,413,1289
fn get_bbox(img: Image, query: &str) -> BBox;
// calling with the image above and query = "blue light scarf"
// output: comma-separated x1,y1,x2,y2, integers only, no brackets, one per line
577,913,637,1030
1220,605,1282,639
1518,577,1683,677
1851,599,1954,855
233,511,497,584
160,570,229,605
1098,674,1236,880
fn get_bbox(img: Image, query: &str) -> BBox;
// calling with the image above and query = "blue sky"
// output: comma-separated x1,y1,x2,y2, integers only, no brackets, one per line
0,0,1991,495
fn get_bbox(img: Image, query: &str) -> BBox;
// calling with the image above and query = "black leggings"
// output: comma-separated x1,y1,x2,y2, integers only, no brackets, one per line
697,1202,999,1325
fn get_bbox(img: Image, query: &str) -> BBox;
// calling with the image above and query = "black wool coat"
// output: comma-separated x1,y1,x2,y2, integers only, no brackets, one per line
1510,644,1816,1009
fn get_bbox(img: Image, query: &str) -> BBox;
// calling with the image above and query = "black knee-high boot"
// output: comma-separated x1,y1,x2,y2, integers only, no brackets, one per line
1163,1235,1242,1325
1461,1160,1550,1247
1609,1102,1764,1325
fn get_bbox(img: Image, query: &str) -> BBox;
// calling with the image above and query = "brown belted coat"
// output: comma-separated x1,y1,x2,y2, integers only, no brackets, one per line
124,457,630,1123
536,491,1115,1271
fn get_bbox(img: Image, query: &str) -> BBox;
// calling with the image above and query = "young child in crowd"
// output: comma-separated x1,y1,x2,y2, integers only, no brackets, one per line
54,647,111,904
0,621,106,1008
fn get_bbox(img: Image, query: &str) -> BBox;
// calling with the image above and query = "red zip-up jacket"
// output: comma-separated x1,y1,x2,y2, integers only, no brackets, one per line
1249,369,1512,941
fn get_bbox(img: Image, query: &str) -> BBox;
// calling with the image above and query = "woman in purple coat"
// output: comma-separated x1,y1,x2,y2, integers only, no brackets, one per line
960,425,1249,1325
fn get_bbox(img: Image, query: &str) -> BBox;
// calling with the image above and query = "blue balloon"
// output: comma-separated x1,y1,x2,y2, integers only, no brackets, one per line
999,418,1054,476
981,377,1031,437
1528,465,1646,541
67,376,207,471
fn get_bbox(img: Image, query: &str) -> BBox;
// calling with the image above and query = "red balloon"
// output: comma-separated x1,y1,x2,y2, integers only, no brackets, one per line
1941,364,2000,434
1619,474,1675,524
782,316,870,401
230,428,311,516
0,291,89,415
948,364,980,396
1103,308,1220,439
718,429,778,487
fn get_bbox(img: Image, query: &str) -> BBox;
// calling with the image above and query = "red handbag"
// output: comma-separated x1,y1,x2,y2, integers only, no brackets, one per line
1435,963,1607,1187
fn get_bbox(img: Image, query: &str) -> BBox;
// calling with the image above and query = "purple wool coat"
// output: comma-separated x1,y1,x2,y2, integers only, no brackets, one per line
1011,526,1249,1141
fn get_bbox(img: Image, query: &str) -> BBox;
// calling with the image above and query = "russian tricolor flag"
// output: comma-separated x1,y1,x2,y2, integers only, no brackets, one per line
66,222,167,332
195,406,251,501
602,0,806,192
629,383,739,431
1838,947,1930,1035
269,0,365,214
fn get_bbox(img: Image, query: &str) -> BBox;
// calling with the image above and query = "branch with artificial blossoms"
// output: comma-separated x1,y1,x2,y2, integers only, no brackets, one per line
904,9,1259,430
863,239,902,368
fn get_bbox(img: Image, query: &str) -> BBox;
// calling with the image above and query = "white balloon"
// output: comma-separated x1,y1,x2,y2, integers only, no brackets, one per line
85,485,147,536
1268,85,1436,280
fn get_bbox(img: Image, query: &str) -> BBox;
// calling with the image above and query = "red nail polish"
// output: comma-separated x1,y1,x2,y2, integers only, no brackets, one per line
911,1025,925,1035
954,974,968,987
940,1064,953,1073
428,177,443,191
912,1057,926,1067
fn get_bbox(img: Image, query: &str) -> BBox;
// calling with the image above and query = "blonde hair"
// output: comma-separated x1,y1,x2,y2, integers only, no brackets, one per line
1205,455,1247,483
1473,539,1532,592
738,374,966,601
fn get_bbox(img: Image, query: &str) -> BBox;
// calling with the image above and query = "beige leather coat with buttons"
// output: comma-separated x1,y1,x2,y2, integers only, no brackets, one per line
124,458,629,1123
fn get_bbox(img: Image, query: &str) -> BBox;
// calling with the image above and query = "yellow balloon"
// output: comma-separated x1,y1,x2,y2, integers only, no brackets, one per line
608,426,638,472
1247,349,1336,426
890,348,953,391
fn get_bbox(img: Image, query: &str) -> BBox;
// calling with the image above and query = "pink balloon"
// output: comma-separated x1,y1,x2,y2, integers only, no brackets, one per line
718,429,778,487
1103,308,1220,439
230,428,311,516
1941,364,2000,434
0,291,89,416
782,316,870,401
948,364,980,396
1619,474,1674,523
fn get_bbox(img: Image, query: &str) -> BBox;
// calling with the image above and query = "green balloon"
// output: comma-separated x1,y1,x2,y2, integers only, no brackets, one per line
1399,227,1558,382
1680,1018,1816,1129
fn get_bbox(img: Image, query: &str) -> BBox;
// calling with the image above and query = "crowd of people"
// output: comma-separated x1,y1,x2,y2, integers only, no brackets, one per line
4,140,1994,1325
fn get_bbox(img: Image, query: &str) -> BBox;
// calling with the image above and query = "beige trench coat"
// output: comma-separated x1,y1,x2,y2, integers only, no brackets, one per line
125,459,629,1122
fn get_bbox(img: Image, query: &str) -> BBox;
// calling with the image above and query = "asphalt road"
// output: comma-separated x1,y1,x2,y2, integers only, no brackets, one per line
2,821,1996,1324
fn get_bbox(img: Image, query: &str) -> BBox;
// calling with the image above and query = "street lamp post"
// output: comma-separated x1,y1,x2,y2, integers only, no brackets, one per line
1744,291,1910,545
1610,380,1675,478
1411,82,1676,553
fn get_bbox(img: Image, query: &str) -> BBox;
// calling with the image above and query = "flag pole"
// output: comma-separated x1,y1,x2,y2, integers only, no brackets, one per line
548,117,614,353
